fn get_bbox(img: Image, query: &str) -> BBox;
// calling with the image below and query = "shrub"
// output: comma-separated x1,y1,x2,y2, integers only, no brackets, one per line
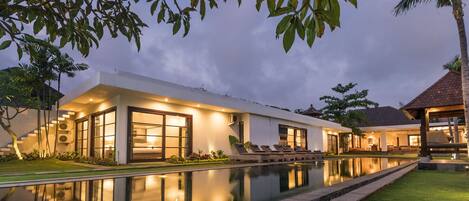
22,150,44,161
55,152,80,161
216,150,227,159
228,135,239,146
0,153,18,162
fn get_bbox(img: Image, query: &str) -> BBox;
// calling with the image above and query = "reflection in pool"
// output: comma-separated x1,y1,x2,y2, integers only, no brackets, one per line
0,158,411,201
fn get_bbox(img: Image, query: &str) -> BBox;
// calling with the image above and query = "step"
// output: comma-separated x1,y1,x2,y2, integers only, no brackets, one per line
6,144,12,148
0,148,10,152
28,133,37,137
20,137,28,140
68,111,75,115
58,117,65,121
62,114,70,118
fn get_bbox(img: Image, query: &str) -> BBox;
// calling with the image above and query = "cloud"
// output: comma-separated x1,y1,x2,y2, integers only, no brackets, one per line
0,0,464,111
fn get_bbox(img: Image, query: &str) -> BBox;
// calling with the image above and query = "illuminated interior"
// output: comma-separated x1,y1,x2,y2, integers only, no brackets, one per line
130,108,191,162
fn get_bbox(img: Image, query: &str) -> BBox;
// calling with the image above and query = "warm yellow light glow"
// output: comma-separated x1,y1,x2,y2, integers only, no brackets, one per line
221,109,225,112
159,175,167,178
164,98,169,102
89,98,93,102
103,179,114,190
196,104,201,107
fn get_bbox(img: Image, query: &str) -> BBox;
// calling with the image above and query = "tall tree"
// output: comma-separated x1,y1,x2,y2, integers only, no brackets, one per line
0,0,358,59
0,67,38,159
395,0,469,157
320,83,378,135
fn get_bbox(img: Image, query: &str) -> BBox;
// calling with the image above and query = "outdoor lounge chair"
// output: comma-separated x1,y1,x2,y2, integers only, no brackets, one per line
229,143,270,163
295,146,317,160
273,144,297,161
250,144,284,162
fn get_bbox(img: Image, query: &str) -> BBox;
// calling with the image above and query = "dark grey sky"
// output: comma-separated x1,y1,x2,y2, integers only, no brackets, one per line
0,1,464,111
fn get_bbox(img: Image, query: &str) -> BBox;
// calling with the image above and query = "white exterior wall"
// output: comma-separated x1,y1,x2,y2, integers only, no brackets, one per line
245,114,323,151
73,95,236,164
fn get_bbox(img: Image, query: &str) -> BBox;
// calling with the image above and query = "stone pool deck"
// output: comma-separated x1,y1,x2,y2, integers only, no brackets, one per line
282,161,417,201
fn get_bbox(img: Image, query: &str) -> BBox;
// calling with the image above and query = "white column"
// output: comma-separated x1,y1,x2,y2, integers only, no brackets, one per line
380,132,387,152
115,95,128,164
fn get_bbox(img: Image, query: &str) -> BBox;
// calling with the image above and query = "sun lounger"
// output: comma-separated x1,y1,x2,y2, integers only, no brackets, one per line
273,144,297,161
250,144,284,162
229,143,270,163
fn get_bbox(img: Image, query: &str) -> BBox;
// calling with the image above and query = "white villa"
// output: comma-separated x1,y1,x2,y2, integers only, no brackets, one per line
0,71,349,164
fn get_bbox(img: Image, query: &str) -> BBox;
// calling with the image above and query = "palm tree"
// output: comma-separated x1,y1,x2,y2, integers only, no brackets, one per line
443,55,461,72
395,0,469,157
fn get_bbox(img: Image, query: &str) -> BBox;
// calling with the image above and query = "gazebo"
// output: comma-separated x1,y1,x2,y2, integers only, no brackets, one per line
402,71,466,157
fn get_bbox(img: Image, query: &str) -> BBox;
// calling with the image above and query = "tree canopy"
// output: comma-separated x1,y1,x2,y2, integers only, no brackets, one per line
320,83,378,134
0,0,358,58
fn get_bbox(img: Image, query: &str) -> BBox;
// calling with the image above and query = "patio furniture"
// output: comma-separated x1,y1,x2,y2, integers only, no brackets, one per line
295,146,317,160
250,144,284,162
229,143,270,163
273,144,298,161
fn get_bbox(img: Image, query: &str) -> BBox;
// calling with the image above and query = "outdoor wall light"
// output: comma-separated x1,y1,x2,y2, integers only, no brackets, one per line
164,98,169,102
89,98,93,102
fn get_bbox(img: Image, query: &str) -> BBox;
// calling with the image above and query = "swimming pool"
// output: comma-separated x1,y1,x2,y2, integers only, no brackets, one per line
0,157,412,201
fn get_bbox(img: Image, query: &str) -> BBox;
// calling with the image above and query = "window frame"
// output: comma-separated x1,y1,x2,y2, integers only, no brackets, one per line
278,124,308,149
90,107,117,160
75,117,90,157
127,106,193,163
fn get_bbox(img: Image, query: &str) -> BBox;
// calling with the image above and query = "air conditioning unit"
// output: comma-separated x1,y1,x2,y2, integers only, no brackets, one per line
58,134,71,144
58,123,68,131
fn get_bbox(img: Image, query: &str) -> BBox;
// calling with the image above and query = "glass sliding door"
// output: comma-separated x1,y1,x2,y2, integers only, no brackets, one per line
92,109,116,160
75,119,89,157
131,111,164,161
327,134,338,154
129,107,192,162
278,125,308,149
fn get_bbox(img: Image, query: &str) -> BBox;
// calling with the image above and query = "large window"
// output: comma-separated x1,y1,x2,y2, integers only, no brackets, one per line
327,134,338,154
129,107,192,162
408,135,421,147
92,109,116,160
75,119,89,157
279,125,307,149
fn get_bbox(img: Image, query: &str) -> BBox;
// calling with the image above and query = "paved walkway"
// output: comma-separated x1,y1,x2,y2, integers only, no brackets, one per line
332,163,417,201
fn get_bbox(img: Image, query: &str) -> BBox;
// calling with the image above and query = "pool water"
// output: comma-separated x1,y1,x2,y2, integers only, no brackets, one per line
0,157,412,201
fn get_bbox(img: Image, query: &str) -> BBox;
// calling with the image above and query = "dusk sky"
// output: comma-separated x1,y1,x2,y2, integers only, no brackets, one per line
0,1,463,111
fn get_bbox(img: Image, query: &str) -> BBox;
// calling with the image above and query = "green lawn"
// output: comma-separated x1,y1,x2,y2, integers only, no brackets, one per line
0,159,90,174
0,160,229,183
365,170,469,201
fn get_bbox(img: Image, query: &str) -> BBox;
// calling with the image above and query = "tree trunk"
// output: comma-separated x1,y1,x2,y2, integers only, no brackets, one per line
0,120,23,160
452,0,469,158
454,117,460,159
53,73,61,155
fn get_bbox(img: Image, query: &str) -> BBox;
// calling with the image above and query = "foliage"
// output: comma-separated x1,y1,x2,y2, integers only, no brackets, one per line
0,0,358,58
394,0,452,16
55,152,81,161
229,135,239,146
320,83,378,135
0,153,18,163
443,55,461,72
75,156,118,166
170,150,228,164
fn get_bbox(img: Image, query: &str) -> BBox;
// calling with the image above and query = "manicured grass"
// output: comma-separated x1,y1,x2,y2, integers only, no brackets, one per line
0,159,90,174
365,170,469,201
0,162,229,184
